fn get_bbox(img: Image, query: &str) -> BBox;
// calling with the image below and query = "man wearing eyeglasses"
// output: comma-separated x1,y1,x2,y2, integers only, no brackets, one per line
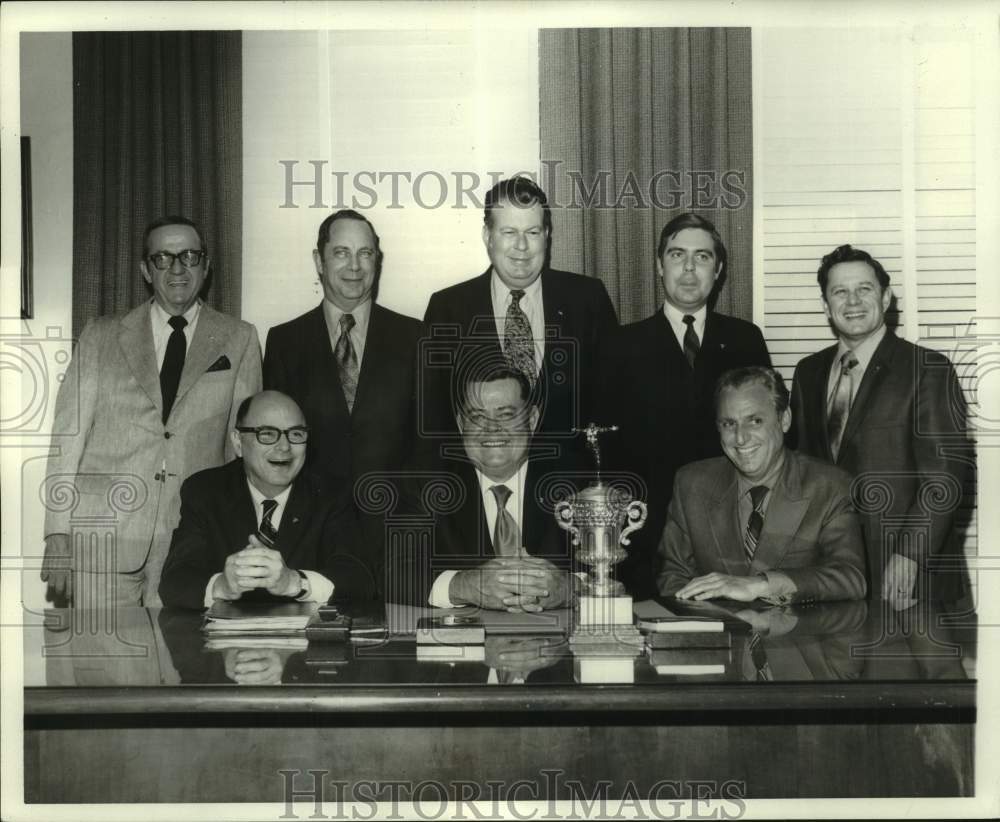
159,391,367,609
401,366,576,611
42,216,262,608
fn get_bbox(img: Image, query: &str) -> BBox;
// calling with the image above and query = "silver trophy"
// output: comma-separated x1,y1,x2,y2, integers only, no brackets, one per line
555,424,647,646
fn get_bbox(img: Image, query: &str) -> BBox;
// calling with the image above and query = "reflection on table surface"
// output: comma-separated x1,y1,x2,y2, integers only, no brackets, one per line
23,597,975,689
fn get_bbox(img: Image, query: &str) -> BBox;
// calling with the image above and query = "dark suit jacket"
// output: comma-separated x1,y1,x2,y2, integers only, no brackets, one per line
158,459,372,609
600,310,771,599
263,302,424,589
656,450,867,603
422,267,618,445
389,453,575,606
790,332,971,600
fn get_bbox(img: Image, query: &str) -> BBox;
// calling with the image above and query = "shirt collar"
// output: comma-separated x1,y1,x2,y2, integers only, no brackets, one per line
836,324,886,372
490,269,543,305
662,300,707,327
246,477,293,508
150,299,200,329
475,458,530,498
322,297,372,338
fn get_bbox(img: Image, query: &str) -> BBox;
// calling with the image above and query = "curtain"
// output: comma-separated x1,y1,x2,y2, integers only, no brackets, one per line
539,28,753,325
72,31,242,337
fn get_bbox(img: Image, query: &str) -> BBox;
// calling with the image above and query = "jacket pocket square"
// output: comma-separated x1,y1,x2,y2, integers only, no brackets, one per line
206,355,231,372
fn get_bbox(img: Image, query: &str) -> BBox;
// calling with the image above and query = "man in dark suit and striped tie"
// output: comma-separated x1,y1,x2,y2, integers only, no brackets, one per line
158,391,368,609
657,366,866,604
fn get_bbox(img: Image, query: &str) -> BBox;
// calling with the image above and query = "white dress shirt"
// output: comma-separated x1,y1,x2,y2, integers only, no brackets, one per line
662,301,707,354
150,299,201,371
322,297,372,368
428,461,530,608
490,271,544,375
204,480,335,606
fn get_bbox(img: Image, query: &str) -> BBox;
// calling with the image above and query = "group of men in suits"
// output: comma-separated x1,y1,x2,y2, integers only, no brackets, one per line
42,176,970,613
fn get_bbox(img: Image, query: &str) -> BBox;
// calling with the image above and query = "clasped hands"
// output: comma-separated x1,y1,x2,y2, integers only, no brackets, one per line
215,534,301,600
449,556,575,612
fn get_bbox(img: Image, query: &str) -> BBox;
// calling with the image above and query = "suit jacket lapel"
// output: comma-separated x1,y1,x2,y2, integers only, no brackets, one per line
838,332,894,458
225,461,259,551
471,270,501,346
118,303,162,418
808,346,838,461
274,475,314,560
353,304,385,415
706,465,745,571
752,455,809,571
174,304,228,412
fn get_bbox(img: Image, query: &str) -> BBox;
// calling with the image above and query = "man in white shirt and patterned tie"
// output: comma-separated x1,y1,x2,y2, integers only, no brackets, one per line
419,366,577,612
422,176,617,455
790,245,971,603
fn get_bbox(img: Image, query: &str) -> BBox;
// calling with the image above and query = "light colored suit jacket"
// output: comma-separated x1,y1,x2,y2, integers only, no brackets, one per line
656,450,867,603
44,301,262,578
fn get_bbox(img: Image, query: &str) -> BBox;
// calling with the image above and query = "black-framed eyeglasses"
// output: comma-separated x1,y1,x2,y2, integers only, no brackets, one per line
147,249,207,271
235,426,309,445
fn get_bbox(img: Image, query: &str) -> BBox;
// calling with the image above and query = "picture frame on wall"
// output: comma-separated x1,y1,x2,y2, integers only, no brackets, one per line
21,135,34,319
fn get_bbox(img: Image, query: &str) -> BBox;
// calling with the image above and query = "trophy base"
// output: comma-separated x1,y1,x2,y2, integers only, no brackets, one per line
571,595,644,649
577,594,635,628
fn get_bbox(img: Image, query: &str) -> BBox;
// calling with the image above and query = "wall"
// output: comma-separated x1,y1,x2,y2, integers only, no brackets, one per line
241,29,541,341
6,33,75,611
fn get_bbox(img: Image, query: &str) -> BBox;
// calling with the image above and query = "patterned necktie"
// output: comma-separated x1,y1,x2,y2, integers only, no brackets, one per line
746,632,773,682
334,313,359,412
682,314,700,370
258,499,279,548
160,315,188,423
503,289,536,387
490,484,521,557
826,350,859,460
744,485,768,563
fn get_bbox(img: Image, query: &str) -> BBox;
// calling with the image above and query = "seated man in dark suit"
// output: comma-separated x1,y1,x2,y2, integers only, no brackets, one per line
657,366,866,604
159,390,369,609
600,213,771,600
790,244,970,603
409,365,577,611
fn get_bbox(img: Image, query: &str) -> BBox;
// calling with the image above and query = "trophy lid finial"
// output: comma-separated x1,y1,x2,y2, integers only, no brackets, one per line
573,422,618,479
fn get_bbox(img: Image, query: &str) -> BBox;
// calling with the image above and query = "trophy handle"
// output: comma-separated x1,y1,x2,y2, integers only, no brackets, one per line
554,501,581,546
619,501,647,546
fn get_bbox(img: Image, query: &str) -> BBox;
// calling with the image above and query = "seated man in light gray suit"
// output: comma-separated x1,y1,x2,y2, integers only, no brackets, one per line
657,366,866,604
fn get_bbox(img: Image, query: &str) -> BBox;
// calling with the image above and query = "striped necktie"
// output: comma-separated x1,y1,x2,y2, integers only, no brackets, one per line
744,485,768,563
258,499,279,548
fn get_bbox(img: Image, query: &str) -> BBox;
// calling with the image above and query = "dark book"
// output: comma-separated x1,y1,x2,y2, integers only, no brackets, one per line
646,631,732,650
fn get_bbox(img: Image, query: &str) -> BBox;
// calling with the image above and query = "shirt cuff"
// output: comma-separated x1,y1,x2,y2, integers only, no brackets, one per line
758,570,798,605
300,570,334,604
205,573,223,607
429,570,459,609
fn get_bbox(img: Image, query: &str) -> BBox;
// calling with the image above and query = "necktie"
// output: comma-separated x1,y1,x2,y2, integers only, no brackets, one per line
826,351,859,460
490,484,521,557
160,315,188,424
746,632,773,682
258,499,279,548
334,313,359,412
503,290,536,387
744,485,768,564
682,314,700,370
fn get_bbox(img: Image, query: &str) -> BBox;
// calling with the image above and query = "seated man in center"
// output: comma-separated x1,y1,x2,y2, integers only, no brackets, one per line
422,365,577,612
159,390,370,609
657,366,867,604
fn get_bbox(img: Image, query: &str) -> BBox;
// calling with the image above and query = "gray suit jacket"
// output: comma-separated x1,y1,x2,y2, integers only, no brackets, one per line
657,450,867,603
44,301,262,575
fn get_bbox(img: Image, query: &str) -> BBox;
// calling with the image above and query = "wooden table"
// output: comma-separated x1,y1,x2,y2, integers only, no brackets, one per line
23,599,976,805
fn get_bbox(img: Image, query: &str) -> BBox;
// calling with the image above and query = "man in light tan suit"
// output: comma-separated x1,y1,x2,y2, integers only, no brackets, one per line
41,216,262,607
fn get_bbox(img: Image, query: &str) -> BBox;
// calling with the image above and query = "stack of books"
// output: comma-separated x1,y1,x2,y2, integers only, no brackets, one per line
415,614,486,663
636,614,732,676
